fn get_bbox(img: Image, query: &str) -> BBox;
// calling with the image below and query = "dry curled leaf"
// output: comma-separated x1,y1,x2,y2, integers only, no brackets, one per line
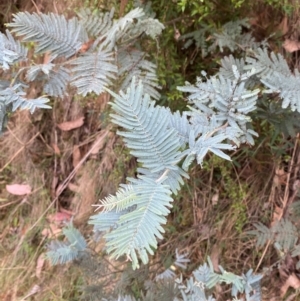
271,205,283,226
72,145,81,168
36,253,46,278
211,191,219,205
280,273,300,297
68,182,80,192
47,212,72,224
283,39,300,53
57,116,84,131
210,244,220,272
6,184,32,195
21,284,41,300
51,143,61,155
41,224,62,238
274,167,287,187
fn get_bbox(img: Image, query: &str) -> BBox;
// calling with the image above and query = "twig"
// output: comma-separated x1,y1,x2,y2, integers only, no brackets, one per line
204,122,228,139
27,130,110,232
155,169,170,183
30,0,40,13
255,239,271,273
255,136,299,273
7,125,24,145
0,131,40,173
279,135,298,220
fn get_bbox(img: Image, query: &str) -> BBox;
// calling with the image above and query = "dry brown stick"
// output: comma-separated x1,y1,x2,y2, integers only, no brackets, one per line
255,136,299,273
27,129,110,232
0,131,40,173
119,0,129,17
30,0,40,13
7,125,24,145
279,135,298,220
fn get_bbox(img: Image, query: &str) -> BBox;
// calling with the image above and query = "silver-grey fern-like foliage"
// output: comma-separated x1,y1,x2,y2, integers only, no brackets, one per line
256,96,300,137
0,30,27,70
26,60,70,97
47,222,87,264
44,66,70,97
0,84,50,113
249,215,300,274
245,48,300,113
249,219,299,252
71,48,117,96
0,8,164,133
180,25,211,57
77,8,115,38
262,69,300,112
118,49,161,100
155,249,190,281
90,177,174,270
99,8,145,50
180,19,267,57
108,80,182,174
178,66,259,146
7,12,88,58
211,19,266,53
175,258,262,301
88,78,243,269
218,49,300,135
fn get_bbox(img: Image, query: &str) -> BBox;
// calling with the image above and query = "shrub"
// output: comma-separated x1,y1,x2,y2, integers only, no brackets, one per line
2,2,300,300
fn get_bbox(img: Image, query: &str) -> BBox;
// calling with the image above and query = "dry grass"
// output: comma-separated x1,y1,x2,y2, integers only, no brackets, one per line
0,0,122,291
1,0,300,300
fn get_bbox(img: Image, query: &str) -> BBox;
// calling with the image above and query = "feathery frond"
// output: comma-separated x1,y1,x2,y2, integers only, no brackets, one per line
176,259,262,301
178,67,259,145
155,249,189,281
101,178,173,269
256,97,300,137
273,219,298,251
248,222,273,248
47,240,80,265
246,48,291,78
100,8,145,50
7,12,87,58
212,19,250,52
180,25,211,57
183,129,235,169
249,219,298,252
0,30,27,70
89,209,126,233
44,66,70,97
26,62,70,97
133,18,165,39
262,69,300,112
108,79,181,173
168,111,191,147
95,185,136,212
63,223,87,251
46,223,87,265
118,49,161,100
26,62,54,82
0,84,51,113
77,8,114,38
132,167,188,195
71,48,117,96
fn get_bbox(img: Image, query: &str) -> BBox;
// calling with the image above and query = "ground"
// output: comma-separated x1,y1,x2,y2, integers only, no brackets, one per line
1,0,300,300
